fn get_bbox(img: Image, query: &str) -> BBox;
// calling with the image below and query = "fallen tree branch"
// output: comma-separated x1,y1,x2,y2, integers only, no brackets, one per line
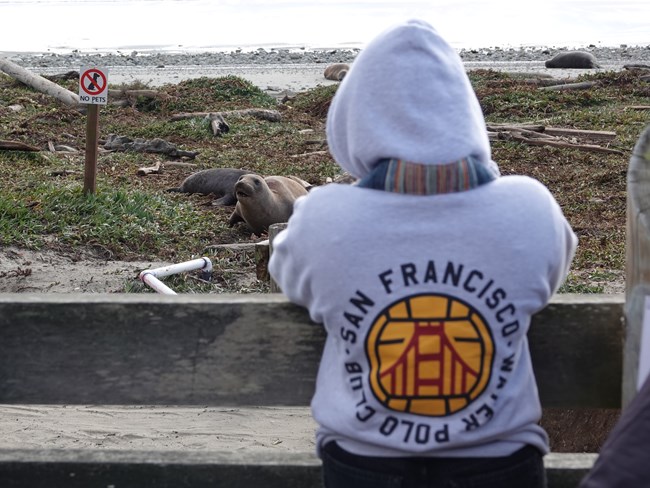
0,57,80,107
290,150,328,158
487,125,616,141
487,123,546,133
203,243,259,253
538,81,598,91
501,132,624,155
487,124,623,155
520,78,574,87
137,161,162,176
623,63,650,70
543,127,617,141
0,140,40,151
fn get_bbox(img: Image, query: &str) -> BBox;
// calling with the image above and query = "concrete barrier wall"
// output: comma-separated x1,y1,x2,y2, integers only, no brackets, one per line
0,293,624,407
0,292,624,488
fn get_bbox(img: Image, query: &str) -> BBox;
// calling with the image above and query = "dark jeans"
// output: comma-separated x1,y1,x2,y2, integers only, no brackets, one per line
321,441,546,488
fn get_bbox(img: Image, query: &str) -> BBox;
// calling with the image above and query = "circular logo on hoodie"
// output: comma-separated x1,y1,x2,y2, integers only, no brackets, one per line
365,293,494,417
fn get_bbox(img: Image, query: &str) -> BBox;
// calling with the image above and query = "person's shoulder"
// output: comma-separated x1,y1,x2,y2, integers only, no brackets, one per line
493,174,549,190
489,175,570,229
295,182,359,207
491,174,557,200
288,183,357,229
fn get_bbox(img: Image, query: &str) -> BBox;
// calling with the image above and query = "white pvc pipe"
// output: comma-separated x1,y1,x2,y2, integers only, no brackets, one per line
139,257,213,295
139,273,178,295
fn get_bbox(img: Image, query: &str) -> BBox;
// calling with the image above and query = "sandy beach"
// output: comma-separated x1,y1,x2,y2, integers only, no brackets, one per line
3,45,650,93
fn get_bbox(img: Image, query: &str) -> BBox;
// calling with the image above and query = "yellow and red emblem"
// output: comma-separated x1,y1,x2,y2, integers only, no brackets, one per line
366,294,494,417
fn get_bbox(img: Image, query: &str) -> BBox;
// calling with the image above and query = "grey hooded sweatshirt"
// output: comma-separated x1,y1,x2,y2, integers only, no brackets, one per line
269,19,577,458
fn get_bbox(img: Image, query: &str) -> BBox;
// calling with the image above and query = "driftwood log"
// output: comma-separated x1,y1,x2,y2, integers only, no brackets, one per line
0,57,79,107
0,140,40,152
290,150,328,158
487,124,623,155
136,161,162,176
203,243,260,253
543,127,616,141
623,63,650,70
520,78,576,87
539,81,598,92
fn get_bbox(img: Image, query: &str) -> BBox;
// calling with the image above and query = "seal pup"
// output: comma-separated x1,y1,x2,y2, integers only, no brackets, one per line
324,63,350,81
545,51,600,69
166,168,252,206
229,174,309,235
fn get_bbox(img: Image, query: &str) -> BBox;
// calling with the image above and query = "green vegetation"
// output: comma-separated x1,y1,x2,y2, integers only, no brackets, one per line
1,69,647,292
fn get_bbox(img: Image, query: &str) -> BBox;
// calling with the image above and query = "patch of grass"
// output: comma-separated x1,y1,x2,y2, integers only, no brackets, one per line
558,279,605,294
287,84,338,118
0,182,226,260
123,118,214,141
160,76,277,113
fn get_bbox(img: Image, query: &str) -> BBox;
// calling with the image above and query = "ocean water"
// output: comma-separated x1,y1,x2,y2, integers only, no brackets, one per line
0,0,648,54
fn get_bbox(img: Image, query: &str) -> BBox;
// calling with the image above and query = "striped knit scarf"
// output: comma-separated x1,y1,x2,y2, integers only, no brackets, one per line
357,157,496,194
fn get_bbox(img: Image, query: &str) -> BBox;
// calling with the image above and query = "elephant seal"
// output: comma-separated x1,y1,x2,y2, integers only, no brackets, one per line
167,168,251,206
545,51,600,69
324,63,350,81
228,174,309,235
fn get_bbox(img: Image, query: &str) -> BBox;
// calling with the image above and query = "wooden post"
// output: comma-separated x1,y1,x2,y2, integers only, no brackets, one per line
83,104,99,195
269,223,288,293
255,239,270,281
624,123,650,406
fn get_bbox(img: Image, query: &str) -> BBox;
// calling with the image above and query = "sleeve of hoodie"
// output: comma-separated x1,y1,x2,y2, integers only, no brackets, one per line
268,193,319,317
546,190,578,295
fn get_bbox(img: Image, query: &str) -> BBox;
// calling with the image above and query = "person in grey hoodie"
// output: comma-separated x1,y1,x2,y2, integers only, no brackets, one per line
269,19,577,488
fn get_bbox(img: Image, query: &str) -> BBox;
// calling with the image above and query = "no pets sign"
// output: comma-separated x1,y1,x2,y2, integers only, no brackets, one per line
79,66,108,105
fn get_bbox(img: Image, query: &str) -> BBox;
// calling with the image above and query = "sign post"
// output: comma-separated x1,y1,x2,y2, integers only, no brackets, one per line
79,66,108,195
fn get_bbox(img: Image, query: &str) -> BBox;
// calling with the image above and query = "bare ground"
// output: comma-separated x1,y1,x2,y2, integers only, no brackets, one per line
0,246,626,294
0,246,171,293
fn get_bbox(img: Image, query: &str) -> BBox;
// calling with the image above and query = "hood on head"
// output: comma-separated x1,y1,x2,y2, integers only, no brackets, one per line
326,19,499,179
